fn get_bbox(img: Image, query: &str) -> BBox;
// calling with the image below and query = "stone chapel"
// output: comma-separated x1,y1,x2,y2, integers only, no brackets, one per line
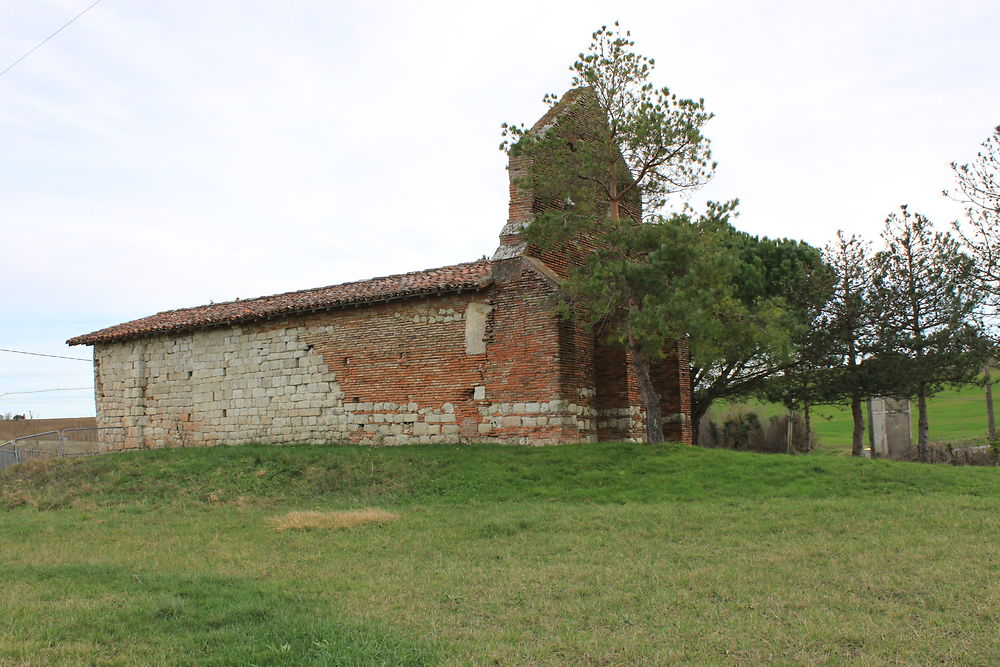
68,89,693,448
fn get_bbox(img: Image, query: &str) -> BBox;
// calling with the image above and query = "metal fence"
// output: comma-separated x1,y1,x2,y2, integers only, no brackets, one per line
0,442,18,469
0,427,127,470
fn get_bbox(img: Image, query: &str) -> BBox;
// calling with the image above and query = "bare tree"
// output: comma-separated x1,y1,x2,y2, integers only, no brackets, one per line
948,126,1000,289
948,125,1000,443
873,206,986,461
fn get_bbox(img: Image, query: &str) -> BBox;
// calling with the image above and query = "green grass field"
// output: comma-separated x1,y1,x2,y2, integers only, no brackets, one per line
710,382,996,451
1,442,998,665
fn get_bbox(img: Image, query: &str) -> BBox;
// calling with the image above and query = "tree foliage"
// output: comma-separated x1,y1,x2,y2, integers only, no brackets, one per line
692,233,828,431
549,202,737,352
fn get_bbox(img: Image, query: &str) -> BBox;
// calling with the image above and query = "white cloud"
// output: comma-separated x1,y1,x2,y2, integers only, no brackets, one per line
1,0,998,417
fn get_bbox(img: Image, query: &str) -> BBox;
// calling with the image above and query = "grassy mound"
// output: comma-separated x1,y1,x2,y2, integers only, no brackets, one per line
3,441,998,511
1,443,997,665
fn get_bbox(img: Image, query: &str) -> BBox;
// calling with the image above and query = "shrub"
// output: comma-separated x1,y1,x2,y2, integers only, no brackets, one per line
699,410,816,454
918,443,998,466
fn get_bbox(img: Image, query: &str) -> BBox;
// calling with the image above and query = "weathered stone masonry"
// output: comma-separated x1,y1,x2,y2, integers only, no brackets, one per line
70,89,693,448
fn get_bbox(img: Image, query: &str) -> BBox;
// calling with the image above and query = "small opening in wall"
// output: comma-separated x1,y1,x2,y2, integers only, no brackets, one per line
187,371,193,378
467,387,476,399
222,409,227,418
352,397,360,403
343,357,350,365
356,423,363,430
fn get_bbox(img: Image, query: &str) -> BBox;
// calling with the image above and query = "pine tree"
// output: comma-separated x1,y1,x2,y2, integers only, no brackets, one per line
501,24,716,443
823,232,880,455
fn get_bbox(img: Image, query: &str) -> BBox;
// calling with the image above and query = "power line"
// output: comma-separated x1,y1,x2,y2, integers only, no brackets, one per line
0,387,92,399
0,0,105,79
0,348,91,362
0,372,92,378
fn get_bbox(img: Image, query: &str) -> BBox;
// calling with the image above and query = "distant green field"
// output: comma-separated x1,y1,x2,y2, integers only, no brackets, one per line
1,442,998,665
710,382,995,451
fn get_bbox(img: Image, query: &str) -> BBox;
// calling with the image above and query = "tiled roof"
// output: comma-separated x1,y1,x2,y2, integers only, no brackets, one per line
68,259,494,346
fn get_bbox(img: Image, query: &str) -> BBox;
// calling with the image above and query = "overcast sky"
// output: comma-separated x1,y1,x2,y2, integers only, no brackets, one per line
2,0,998,418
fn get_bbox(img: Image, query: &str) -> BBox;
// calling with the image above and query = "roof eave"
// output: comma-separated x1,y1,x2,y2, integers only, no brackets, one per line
66,281,492,348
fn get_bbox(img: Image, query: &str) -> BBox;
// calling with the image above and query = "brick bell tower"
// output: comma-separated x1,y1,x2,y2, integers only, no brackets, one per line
490,88,693,444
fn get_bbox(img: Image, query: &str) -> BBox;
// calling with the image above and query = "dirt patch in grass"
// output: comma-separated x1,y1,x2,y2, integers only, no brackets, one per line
268,508,399,532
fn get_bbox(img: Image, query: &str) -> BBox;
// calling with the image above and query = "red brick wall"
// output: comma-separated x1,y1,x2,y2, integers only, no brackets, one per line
293,293,487,443
653,340,694,444
594,336,631,441
480,258,595,443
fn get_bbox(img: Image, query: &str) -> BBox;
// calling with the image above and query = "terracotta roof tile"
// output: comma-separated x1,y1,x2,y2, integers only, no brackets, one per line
68,259,494,346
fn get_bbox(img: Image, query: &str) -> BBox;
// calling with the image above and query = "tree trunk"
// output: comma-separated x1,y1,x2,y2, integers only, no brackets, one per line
917,383,930,462
609,160,621,221
984,364,996,444
785,405,794,455
851,390,865,457
803,401,811,453
690,394,711,447
629,336,663,444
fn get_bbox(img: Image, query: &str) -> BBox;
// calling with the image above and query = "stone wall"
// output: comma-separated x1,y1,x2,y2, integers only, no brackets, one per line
94,292,488,448
94,260,612,448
